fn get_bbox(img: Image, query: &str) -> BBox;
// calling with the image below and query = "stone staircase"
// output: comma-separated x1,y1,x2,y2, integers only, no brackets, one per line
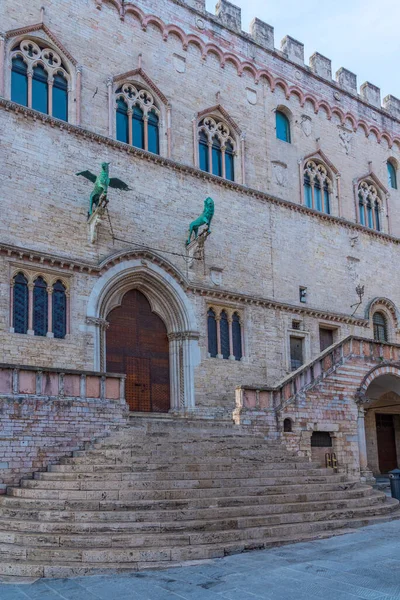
0,416,398,579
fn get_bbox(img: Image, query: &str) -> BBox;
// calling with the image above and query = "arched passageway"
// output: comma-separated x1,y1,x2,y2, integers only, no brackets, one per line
358,369,400,476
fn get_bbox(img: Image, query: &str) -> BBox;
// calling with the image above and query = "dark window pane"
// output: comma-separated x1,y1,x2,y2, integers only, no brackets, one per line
283,418,292,432
304,174,312,208
323,182,330,214
220,311,230,359
116,98,129,144
232,313,242,360
11,57,28,106
52,72,68,121
367,200,373,229
32,65,48,114
199,131,209,172
373,312,387,342
212,136,222,177
148,110,159,154
132,105,144,149
290,336,303,371
225,141,235,182
33,276,48,337
375,202,380,231
359,197,365,225
314,180,322,211
388,162,397,189
53,280,67,339
320,327,333,352
276,111,291,143
207,309,217,358
13,273,28,334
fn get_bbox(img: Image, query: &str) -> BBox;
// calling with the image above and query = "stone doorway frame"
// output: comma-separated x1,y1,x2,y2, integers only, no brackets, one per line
86,257,200,412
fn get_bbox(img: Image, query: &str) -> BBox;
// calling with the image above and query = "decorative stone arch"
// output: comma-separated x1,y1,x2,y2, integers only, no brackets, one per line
299,148,341,216
86,258,200,412
356,363,400,480
108,67,171,157
365,297,399,342
2,23,81,124
194,104,245,184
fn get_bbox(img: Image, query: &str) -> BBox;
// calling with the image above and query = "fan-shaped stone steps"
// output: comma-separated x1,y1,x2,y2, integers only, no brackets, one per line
0,416,398,579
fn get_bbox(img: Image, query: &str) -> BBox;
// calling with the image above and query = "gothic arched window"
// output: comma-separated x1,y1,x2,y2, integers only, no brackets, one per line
358,181,382,231
388,161,397,190
10,39,70,121
115,84,160,154
198,116,236,182
276,110,291,143
33,276,48,337
232,313,242,361
53,280,67,339
373,312,388,342
220,311,230,359
13,273,28,334
303,160,331,214
207,308,218,358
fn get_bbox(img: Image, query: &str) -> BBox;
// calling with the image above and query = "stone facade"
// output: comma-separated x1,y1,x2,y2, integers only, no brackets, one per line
2,0,400,481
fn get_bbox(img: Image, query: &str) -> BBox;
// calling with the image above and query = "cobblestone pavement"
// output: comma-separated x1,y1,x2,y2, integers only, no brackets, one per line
2,521,400,599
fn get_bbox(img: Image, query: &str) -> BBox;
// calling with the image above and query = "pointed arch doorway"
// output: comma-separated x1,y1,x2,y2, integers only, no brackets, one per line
106,289,170,412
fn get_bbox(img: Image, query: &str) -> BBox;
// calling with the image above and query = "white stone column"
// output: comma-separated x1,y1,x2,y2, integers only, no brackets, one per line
358,406,374,482
168,334,180,411
182,335,196,411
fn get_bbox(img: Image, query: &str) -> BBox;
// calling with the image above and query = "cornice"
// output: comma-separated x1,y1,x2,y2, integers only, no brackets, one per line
0,240,368,327
2,96,400,249
95,1,400,148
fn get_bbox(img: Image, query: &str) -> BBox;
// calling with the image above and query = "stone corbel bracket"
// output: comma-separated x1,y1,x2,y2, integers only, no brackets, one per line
87,193,109,244
186,229,210,270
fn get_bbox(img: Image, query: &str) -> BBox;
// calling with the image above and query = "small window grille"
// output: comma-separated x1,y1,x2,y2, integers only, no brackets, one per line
292,320,301,330
311,431,332,447
373,312,388,342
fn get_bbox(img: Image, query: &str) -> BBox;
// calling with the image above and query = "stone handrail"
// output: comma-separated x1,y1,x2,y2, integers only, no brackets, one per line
0,363,126,402
235,336,400,418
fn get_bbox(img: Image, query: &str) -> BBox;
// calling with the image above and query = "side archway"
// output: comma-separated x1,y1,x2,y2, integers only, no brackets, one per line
86,259,200,412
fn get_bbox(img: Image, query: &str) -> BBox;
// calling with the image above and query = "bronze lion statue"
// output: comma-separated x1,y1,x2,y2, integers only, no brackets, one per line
186,197,215,245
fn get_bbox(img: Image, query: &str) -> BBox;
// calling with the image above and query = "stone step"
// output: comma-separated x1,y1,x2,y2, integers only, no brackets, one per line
12,474,344,492
0,500,397,571
0,493,386,529
0,486,376,515
0,493,391,528
26,479,359,499
49,467,331,480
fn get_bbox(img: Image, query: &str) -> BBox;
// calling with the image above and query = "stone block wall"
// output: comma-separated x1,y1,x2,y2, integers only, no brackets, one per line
0,365,127,489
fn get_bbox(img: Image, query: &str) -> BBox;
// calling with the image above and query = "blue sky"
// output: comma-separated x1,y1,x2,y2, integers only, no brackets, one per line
205,0,400,100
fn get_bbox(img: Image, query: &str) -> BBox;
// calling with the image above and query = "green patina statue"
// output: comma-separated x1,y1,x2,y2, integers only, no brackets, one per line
76,163,130,216
186,197,215,245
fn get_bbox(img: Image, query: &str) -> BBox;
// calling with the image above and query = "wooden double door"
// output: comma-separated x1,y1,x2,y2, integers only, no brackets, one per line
106,290,170,412
376,413,398,473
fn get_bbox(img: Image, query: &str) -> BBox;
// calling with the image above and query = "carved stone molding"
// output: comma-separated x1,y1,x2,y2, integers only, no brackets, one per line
86,316,109,330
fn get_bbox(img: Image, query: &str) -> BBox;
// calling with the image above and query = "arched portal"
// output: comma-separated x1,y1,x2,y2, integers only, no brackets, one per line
86,256,200,412
106,290,170,412
358,366,400,476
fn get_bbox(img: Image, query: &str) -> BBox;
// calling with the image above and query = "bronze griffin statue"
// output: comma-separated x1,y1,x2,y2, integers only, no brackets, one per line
76,163,130,216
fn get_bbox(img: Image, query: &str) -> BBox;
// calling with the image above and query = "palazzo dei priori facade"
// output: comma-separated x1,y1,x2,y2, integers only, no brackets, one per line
1,0,400,576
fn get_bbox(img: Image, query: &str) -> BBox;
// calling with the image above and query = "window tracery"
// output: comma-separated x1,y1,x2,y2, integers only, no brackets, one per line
358,181,382,231
303,160,332,214
11,39,69,121
198,116,236,181
115,83,160,154
11,270,69,338
207,306,243,361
